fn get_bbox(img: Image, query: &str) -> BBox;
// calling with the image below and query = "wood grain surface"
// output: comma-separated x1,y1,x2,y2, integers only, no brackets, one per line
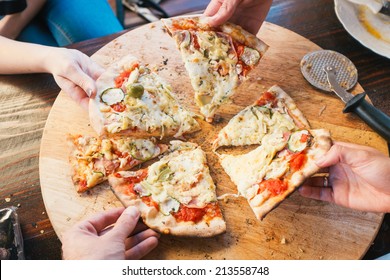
39,21,387,260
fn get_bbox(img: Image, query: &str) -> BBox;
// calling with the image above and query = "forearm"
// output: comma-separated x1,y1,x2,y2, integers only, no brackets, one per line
0,0,47,39
0,36,54,74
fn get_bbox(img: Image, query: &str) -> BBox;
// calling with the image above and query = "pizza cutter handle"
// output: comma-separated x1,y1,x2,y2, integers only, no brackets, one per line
343,93,390,143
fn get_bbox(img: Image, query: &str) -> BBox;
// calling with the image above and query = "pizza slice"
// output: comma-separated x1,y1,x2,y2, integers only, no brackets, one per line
68,135,167,193
218,128,331,220
162,16,268,122
212,85,310,150
108,141,226,237
89,55,200,138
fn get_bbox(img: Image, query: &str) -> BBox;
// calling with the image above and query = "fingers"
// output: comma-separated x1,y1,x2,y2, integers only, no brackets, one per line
131,220,151,235
61,64,98,98
125,228,160,249
54,49,104,102
78,207,125,234
54,76,90,110
316,142,382,169
204,0,223,16
332,141,382,154
204,0,240,27
298,185,334,203
299,172,335,203
109,206,140,240
125,236,159,260
79,55,105,98
303,176,330,188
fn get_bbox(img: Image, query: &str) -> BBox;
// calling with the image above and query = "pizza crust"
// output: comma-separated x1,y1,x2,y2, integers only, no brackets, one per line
215,85,332,221
267,85,310,129
249,129,332,220
108,141,227,237
212,85,310,150
162,15,268,57
162,16,268,122
109,175,225,237
68,135,167,193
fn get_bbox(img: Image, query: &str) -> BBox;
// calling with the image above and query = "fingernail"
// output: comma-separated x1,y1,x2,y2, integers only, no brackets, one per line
87,89,93,97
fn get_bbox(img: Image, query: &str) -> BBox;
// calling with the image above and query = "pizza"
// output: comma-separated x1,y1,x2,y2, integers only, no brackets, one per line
215,86,332,220
108,140,226,237
162,16,268,122
68,135,167,193
89,55,200,138
212,85,310,150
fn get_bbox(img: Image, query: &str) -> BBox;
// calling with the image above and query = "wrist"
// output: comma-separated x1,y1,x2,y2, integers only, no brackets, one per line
40,47,63,74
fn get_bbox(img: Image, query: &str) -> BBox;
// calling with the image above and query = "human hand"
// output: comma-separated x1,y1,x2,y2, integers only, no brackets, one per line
44,48,104,110
299,142,390,213
62,207,160,260
203,0,273,34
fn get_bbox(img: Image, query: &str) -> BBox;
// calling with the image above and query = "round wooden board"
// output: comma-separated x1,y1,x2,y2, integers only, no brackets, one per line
39,21,387,260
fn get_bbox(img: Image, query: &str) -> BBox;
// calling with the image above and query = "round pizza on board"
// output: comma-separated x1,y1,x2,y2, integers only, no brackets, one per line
67,18,332,237
162,15,269,122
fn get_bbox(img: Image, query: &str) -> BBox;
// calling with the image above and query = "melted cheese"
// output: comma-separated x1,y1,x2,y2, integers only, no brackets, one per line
72,136,162,190
214,105,297,149
99,64,198,136
219,131,288,195
175,30,239,120
142,141,216,212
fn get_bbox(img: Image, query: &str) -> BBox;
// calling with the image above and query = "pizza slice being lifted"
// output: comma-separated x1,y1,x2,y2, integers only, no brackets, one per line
69,135,167,193
89,55,200,138
219,129,331,220
162,16,268,122
212,85,310,150
215,85,332,220
108,141,226,237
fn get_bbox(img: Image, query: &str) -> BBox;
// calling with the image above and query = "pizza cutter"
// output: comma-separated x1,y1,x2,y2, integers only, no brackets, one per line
300,50,390,142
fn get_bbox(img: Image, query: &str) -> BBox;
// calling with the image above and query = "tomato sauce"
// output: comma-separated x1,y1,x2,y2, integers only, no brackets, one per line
173,203,221,223
78,179,87,192
300,133,309,143
192,34,200,50
142,196,159,210
258,178,288,197
255,91,277,107
114,63,139,88
233,43,252,77
116,169,148,195
111,102,126,112
172,19,199,31
289,152,307,172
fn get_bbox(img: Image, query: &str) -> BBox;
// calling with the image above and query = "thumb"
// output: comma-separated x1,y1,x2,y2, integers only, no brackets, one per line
109,206,140,240
83,61,104,98
315,143,341,167
315,142,356,168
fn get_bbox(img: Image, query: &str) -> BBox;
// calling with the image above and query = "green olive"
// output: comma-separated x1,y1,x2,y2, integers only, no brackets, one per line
127,83,144,99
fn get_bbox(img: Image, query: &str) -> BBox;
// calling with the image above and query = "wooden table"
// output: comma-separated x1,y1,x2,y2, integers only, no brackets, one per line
1,0,389,260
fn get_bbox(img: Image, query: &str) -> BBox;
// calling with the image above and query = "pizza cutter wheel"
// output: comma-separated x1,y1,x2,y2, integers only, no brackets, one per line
300,50,390,142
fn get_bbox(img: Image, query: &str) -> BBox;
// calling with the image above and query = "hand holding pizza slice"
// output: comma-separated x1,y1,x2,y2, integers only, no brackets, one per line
162,16,268,122
215,86,332,220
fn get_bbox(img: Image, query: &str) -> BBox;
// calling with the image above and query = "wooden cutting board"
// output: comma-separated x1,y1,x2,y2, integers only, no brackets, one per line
39,21,388,260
